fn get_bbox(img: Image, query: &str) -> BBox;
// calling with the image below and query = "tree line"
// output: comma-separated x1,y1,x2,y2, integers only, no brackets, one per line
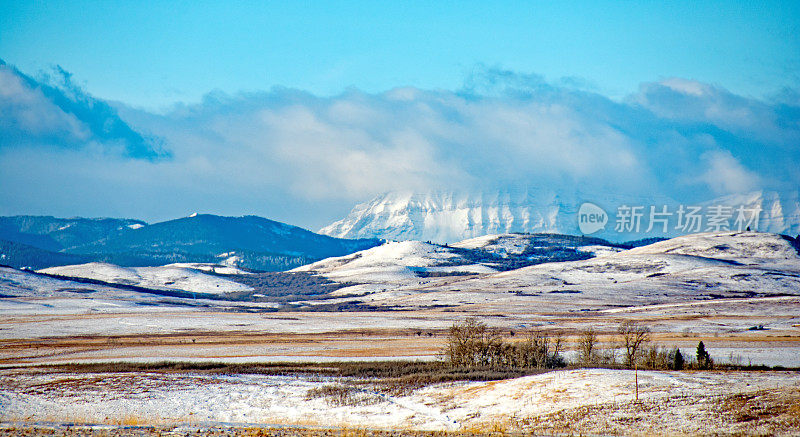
444,318,714,371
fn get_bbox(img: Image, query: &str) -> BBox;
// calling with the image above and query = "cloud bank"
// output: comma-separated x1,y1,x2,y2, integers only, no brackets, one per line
0,60,166,159
0,63,798,229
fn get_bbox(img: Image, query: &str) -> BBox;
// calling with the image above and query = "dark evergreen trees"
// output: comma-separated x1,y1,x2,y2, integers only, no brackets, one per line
696,341,713,370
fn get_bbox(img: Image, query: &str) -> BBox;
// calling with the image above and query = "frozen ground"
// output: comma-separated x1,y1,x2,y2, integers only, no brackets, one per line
1,368,798,435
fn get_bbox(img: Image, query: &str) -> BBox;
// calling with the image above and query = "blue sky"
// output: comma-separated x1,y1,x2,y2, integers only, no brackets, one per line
1,1,798,109
0,1,798,228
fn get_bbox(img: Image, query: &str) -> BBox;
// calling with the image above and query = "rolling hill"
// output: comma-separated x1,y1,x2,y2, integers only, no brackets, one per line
0,214,381,271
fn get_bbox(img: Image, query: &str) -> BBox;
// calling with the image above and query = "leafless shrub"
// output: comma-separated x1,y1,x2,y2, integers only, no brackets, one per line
304,384,382,407
641,345,670,369
575,329,618,367
516,331,565,368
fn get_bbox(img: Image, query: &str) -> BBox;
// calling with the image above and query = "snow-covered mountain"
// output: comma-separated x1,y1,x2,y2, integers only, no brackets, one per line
699,190,800,236
319,189,603,243
320,189,800,243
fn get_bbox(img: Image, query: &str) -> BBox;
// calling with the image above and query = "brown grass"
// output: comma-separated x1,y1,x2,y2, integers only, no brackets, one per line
0,425,528,436
508,387,800,436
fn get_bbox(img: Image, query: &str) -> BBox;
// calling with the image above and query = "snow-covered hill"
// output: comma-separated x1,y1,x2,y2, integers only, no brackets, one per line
451,233,625,258
371,231,800,310
21,231,800,308
320,189,800,243
625,231,800,262
292,241,498,290
292,233,625,293
39,262,252,295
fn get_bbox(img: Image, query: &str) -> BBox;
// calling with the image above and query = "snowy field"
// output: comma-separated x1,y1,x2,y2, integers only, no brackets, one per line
2,304,799,367
1,368,798,435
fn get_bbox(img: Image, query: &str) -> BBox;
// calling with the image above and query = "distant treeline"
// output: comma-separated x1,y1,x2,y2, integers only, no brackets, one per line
443,318,717,372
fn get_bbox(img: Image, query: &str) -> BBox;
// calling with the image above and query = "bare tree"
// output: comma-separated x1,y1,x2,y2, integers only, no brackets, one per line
577,329,598,366
444,317,501,368
552,332,564,358
618,321,651,368
516,330,565,368
444,319,566,369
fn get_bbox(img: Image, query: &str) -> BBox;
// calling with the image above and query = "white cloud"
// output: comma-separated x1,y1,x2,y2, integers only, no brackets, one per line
699,150,761,195
1,64,798,228
634,77,799,148
659,78,711,97
0,66,89,142
0,61,164,159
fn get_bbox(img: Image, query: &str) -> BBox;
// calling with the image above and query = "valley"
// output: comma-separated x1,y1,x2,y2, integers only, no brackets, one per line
1,230,798,368
2,220,799,435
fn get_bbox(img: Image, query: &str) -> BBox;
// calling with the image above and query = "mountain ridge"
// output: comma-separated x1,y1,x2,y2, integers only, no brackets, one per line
0,213,381,271
320,189,800,243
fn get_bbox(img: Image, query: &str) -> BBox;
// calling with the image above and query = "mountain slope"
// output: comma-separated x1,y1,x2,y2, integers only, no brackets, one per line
320,189,800,243
67,214,379,266
451,233,625,258
0,216,146,251
0,239,89,270
0,214,381,271
699,190,800,237
293,240,498,289
319,190,581,243
368,231,800,310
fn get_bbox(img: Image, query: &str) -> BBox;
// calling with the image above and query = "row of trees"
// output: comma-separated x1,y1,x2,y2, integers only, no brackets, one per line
580,321,714,370
444,318,714,370
444,318,565,369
